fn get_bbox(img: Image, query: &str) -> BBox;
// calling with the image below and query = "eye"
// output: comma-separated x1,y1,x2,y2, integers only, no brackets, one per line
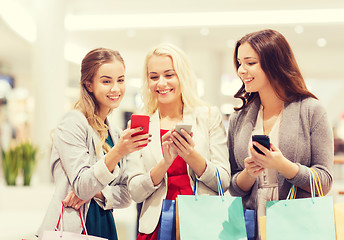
248,62,257,66
165,74,175,78
117,78,125,83
149,76,159,80
102,80,111,84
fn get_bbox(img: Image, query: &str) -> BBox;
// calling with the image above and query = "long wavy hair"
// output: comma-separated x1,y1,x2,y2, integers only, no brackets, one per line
74,48,125,154
233,29,317,111
141,43,206,115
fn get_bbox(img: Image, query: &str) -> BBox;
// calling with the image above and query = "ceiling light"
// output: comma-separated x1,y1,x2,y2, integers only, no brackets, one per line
317,38,327,47
294,25,304,34
65,9,344,31
127,29,136,38
200,27,209,36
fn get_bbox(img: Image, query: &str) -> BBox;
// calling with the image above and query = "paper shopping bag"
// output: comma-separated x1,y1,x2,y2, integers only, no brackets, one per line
335,202,344,240
177,195,247,240
258,216,266,240
177,168,247,240
42,202,107,240
266,196,335,240
244,209,255,240
42,231,107,240
266,168,336,240
157,199,176,240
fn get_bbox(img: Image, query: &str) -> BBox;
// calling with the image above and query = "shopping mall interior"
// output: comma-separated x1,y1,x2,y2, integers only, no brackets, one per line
1,0,344,239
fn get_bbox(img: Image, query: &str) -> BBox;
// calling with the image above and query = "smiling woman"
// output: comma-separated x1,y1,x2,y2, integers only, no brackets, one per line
126,43,231,240
227,29,334,239
37,48,151,240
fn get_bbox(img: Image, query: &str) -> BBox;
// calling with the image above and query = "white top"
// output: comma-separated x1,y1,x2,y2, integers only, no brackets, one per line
252,105,282,210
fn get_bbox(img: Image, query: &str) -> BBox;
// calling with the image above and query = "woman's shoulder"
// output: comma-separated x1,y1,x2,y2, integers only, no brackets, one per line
58,110,89,129
299,97,326,116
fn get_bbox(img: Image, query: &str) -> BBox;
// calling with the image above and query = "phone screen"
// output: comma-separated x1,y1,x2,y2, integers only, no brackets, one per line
252,135,270,155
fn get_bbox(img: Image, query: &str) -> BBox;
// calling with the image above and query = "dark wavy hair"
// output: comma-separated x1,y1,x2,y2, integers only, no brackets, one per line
233,29,317,111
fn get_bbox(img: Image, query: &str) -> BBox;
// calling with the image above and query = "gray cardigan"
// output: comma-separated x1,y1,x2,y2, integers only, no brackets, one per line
37,110,132,238
228,97,333,210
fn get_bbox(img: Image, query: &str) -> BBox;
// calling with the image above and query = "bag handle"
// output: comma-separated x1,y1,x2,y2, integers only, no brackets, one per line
309,168,324,197
192,168,224,201
286,167,324,200
55,202,88,235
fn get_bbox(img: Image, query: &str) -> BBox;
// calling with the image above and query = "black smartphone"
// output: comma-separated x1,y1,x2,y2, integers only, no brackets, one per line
252,135,270,155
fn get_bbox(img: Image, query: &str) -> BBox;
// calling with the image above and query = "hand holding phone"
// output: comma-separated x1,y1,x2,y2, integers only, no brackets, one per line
130,114,150,147
252,135,270,155
174,123,192,141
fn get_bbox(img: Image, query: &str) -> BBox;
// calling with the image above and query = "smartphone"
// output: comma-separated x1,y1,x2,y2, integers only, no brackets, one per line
252,135,270,155
174,123,192,141
130,115,150,147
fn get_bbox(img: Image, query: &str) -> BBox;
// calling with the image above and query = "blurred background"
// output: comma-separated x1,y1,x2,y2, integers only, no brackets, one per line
1,0,344,239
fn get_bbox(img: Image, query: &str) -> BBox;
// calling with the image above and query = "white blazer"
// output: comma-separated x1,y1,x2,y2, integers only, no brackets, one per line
127,106,230,234
37,110,132,238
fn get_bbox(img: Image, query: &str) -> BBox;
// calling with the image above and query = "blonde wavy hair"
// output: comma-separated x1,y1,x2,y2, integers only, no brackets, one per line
74,48,125,155
141,43,206,115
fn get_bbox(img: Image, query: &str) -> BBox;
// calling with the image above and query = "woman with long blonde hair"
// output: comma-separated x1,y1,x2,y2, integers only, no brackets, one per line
127,43,230,239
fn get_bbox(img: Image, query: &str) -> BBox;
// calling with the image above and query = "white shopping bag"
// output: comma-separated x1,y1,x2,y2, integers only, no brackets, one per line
42,203,107,240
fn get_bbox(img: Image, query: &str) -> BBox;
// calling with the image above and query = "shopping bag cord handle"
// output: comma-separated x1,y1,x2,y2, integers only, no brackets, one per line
192,168,224,200
55,202,87,235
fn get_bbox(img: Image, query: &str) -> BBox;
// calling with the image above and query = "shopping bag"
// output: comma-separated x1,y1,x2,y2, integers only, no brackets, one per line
157,199,176,240
244,209,255,240
258,216,266,240
177,168,247,240
335,202,344,240
42,203,107,240
42,231,107,240
266,168,336,240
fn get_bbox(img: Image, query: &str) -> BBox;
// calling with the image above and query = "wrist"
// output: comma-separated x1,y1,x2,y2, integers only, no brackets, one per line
279,157,299,179
161,158,172,169
243,168,257,180
112,145,124,159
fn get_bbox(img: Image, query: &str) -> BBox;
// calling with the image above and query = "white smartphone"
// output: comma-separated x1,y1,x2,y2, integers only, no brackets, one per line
174,123,192,140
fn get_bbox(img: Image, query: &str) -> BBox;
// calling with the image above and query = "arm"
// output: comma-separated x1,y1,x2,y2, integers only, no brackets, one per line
55,111,113,200
228,112,256,197
96,170,132,210
56,111,149,201
288,105,334,194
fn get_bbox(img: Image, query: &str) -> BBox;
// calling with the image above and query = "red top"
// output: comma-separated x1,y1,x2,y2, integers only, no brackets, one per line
136,129,193,240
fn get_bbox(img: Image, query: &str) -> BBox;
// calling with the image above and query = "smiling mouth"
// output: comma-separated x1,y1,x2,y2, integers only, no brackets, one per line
156,89,173,94
243,78,254,83
108,95,120,101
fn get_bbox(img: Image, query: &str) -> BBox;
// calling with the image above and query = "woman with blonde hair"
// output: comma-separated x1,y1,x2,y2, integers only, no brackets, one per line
127,43,231,239
38,48,150,240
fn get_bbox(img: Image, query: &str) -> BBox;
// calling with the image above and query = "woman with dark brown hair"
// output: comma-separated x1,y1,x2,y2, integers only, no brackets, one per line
37,48,150,240
227,29,333,239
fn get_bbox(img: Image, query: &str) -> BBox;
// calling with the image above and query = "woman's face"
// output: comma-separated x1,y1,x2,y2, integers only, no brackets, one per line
87,60,125,119
147,55,182,107
236,42,271,94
